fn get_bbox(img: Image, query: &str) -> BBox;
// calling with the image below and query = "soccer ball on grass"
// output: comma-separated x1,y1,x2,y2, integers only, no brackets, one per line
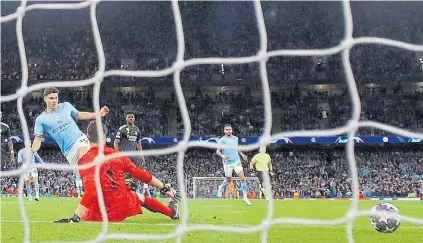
370,203,400,233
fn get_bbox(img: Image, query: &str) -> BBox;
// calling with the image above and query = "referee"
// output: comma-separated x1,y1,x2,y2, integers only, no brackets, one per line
1,113,15,170
249,146,274,201
114,112,145,190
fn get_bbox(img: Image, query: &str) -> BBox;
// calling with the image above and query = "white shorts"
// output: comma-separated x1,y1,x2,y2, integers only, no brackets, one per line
224,161,244,177
23,168,38,181
65,134,90,187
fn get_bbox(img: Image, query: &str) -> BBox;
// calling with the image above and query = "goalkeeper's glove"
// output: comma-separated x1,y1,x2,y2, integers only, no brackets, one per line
53,213,81,223
160,183,181,201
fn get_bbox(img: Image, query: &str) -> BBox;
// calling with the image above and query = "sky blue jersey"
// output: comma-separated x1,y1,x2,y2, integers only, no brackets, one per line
34,102,84,156
18,148,44,165
218,135,240,165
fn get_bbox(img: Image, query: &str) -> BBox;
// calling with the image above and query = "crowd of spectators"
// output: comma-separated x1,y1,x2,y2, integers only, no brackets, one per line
1,88,422,137
274,89,423,135
1,89,171,137
2,147,422,199
177,88,265,137
1,2,422,87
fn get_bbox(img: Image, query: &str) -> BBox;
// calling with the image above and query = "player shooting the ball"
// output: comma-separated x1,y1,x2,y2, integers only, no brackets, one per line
31,87,110,198
53,120,180,223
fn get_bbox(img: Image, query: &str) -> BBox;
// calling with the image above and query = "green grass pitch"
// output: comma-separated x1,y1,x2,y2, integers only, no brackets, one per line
1,198,422,243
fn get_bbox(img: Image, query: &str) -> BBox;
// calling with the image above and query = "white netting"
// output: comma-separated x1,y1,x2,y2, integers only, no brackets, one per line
1,0,423,243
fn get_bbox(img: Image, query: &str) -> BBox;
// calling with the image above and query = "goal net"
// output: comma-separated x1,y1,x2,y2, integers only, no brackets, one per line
1,0,423,243
192,177,262,199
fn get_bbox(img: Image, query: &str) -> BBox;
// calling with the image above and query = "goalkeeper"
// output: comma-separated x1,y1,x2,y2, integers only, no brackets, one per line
54,120,180,223
249,146,274,201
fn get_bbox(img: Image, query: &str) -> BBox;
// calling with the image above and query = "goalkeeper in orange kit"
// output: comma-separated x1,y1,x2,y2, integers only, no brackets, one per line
53,120,180,223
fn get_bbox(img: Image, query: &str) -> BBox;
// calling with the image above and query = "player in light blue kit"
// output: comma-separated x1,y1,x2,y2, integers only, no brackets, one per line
216,124,251,206
18,140,45,201
30,88,109,198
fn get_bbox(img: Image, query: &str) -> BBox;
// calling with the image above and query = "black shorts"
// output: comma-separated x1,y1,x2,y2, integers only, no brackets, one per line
256,171,269,184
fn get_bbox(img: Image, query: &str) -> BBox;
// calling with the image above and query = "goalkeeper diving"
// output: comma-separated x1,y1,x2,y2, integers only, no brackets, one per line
53,120,180,223
250,146,274,201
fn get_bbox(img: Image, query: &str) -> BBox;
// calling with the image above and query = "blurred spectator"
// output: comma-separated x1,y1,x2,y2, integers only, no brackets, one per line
1,147,422,199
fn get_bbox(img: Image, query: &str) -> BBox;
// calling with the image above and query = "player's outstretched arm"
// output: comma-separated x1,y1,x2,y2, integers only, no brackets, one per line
75,106,109,120
31,136,42,153
114,126,123,150
4,124,15,162
7,140,14,162
236,137,247,161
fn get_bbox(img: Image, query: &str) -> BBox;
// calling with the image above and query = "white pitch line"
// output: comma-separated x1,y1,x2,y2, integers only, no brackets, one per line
1,220,422,229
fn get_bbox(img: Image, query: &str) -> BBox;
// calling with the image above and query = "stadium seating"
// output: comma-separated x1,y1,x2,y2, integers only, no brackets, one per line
2,148,422,199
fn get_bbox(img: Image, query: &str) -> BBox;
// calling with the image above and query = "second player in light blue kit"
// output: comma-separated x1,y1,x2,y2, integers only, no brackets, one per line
216,124,251,206
18,140,45,201
31,88,109,198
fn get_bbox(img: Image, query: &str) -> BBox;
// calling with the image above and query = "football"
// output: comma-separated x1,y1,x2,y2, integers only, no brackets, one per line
370,203,401,233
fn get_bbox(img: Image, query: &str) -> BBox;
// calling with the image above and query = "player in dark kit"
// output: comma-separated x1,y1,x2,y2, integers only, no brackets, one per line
53,120,180,223
114,112,145,190
114,112,145,165
1,112,15,170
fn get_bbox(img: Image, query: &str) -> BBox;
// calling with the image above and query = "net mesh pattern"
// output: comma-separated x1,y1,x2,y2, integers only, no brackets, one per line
1,0,423,243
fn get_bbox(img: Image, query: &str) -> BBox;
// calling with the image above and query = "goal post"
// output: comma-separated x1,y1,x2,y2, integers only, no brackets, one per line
192,176,262,199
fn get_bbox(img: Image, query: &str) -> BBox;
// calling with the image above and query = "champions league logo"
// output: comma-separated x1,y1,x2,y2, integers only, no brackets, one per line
408,137,423,143
140,137,156,144
270,137,293,144
197,137,219,143
335,136,364,144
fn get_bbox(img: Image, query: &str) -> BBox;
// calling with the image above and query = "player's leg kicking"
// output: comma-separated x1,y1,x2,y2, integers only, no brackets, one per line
65,135,90,198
